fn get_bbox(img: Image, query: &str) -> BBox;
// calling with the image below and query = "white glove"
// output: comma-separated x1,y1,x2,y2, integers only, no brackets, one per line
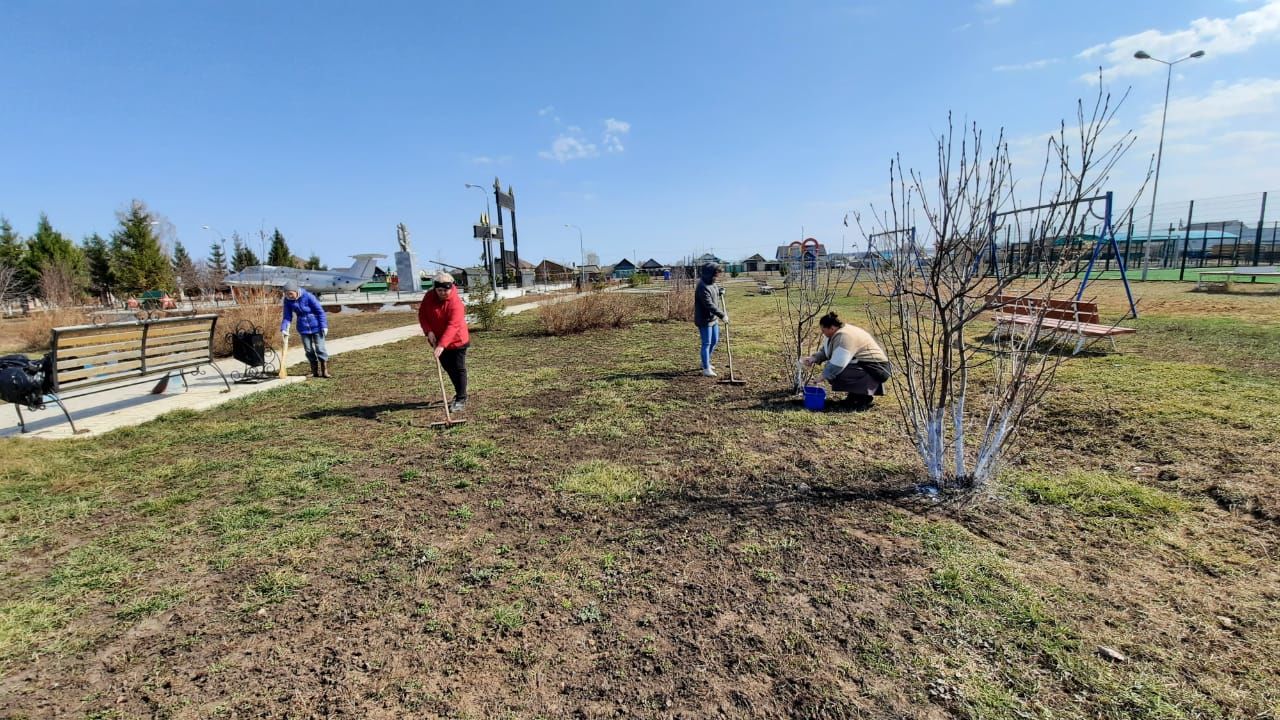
322,328,328,338
281,322,291,334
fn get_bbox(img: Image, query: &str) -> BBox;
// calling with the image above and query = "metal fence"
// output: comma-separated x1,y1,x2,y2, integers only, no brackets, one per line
991,190,1279,281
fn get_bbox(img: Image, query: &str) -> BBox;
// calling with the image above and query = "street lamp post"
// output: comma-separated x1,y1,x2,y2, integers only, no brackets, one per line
465,183,496,289
1134,49,1205,280
565,224,584,289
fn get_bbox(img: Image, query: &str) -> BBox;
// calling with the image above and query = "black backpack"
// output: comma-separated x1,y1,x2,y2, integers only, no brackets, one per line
0,354,52,408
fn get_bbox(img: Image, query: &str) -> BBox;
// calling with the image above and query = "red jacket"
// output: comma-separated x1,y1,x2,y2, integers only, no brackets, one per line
418,287,470,349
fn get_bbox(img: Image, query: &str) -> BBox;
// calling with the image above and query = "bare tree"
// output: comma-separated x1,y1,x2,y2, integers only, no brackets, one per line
857,85,1146,491
773,265,846,394
39,259,83,309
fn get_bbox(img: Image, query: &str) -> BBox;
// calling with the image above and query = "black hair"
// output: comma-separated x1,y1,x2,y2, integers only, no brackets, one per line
819,311,843,329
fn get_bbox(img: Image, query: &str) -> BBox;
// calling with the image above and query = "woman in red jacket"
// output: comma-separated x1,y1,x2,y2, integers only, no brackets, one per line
418,272,471,413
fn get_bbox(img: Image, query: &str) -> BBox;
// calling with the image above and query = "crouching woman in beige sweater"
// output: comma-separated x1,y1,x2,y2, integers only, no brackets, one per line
801,312,892,411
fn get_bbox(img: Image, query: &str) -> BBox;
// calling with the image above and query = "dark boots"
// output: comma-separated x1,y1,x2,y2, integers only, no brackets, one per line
308,359,332,378
842,393,874,411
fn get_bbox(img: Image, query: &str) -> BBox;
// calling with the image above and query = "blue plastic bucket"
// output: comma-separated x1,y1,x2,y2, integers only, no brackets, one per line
802,385,827,411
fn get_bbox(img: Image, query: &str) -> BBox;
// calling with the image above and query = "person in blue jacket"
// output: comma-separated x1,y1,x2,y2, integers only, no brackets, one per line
281,280,331,378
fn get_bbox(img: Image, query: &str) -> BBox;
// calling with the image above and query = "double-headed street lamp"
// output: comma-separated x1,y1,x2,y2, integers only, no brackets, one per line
564,224,584,287
1134,49,1205,280
465,183,497,288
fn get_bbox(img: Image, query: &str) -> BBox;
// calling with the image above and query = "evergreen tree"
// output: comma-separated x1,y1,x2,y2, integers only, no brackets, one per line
0,219,30,297
207,240,229,288
231,232,259,271
304,252,323,270
171,241,199,295
82,233,115,299
26,214,87,297
111,201,175,294
267,228,291,266
0,213,27,279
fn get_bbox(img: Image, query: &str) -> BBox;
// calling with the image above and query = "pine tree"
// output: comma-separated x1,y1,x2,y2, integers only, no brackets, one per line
27,213,87,297
267,228,291,266
231,232,259,271
171,241,199,295
0,216,29,290
111,201,175,294
207,240,229,288
0,216,31,298
82,233,115,299
304,253,323,270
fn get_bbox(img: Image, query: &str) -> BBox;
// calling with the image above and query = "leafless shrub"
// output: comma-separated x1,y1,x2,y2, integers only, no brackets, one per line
212,290,281,357
39,260,82,309
856,82,1146,492
773,269,844,394
537,291,639,335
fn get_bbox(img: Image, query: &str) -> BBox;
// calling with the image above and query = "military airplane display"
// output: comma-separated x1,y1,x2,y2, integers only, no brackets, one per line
223,254,387,293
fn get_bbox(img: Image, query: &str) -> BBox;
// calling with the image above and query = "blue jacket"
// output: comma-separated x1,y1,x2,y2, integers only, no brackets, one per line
281,290,328,335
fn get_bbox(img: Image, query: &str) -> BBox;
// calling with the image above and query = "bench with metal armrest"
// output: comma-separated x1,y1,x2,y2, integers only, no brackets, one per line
11,314,231,433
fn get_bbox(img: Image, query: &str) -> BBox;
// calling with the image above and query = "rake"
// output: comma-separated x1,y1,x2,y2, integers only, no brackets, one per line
718,288,746,386
430,351,467,428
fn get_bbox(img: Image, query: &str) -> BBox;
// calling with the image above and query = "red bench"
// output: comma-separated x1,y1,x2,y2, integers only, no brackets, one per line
988,294,1135,354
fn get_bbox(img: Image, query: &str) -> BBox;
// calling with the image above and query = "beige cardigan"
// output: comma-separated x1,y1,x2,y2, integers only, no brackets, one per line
809,325,888,378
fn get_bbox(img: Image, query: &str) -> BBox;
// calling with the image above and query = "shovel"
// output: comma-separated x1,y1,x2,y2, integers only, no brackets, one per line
278,332,290,379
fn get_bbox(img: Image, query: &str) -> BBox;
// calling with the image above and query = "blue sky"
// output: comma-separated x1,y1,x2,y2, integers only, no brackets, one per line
2,0,1278,269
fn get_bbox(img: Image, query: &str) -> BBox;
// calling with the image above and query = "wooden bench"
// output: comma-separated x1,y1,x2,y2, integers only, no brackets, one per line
988,294,1135,354
13,314,230,433
1195,266,1279,290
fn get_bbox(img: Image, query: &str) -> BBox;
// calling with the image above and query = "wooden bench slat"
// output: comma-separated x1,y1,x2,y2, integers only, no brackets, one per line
58,360,145,383
147,323,214,338
56,329,145,348
145,340,210,357
144,331,210,348
993,314,1135,336
146,350,213,370
55,350,144,371
56,338,145,358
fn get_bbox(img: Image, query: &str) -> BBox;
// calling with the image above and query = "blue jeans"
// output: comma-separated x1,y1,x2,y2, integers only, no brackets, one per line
699,323,719,370
300,333,328,362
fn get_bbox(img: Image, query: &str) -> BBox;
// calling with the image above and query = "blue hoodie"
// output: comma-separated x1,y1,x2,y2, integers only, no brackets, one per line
281,290,329,335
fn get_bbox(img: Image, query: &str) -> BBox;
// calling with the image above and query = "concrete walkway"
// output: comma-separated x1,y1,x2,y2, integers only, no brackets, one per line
1,295,564,440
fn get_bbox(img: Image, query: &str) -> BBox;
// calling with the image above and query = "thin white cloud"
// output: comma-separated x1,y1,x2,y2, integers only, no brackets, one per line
953,22,973,32
469,155,510,165
1077,0,1280,81
538,117,632,161
991,0,1016,5
1139,77,1280,142
539,135,598,163
993,58,1059,72
603,118,631,153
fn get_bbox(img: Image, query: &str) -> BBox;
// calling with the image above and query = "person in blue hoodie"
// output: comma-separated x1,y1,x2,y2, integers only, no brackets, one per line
281,280,331,378
694,263,727,377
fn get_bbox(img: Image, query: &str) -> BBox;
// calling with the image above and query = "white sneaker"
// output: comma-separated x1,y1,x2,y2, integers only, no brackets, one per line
702,368,718,377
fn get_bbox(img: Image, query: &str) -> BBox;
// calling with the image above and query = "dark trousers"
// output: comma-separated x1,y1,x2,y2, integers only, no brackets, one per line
439,345,468,400
830,361,891,396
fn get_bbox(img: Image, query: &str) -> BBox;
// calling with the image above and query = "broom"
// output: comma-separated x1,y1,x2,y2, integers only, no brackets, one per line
278,330,290,379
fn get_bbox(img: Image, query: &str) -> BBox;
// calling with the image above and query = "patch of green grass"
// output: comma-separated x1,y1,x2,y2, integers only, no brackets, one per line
115,587,186,621
557,461,654,504
46,545,133,596
243,570,307,608
490,602,525,632
1010,470,1186,519
0,600,65,663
